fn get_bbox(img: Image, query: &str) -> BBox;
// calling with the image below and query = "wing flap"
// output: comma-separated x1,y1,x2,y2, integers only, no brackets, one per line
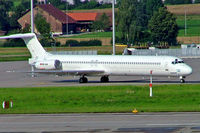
24,70,105,76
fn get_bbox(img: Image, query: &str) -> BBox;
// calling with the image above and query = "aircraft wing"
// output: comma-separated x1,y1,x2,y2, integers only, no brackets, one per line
23,69,105,76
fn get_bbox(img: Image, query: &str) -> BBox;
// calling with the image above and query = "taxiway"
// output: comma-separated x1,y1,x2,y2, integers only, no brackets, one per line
0,58,199,87
0,113,200,132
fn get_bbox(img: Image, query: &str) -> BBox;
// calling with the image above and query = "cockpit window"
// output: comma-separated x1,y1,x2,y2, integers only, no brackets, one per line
172,59,184,64
178,61,184,63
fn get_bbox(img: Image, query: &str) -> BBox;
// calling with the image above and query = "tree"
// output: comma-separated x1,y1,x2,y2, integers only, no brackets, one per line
117,0,152,45
9,1,31,30
99,13,110,31
75,0,99,9
0,0,13,31
91,13,110,31
35,14,56,47
117,0,138,44
91,21,103,31
35,14,51,36
145,0,164,20
164,0,192,4
148,7,178,46
49,0,68,10
73,0,82,6
195,0,200,3
116,0,121,7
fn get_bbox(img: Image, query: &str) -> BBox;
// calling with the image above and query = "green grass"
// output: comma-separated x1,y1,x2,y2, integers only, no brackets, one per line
64,32,113,38
12,0,29,6
1,84,200,114
0,46,125,62
177,15,200,36
0,56,30,62
0,47,30,62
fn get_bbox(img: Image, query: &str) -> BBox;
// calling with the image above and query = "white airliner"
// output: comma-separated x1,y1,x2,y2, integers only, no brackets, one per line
0,33,192,83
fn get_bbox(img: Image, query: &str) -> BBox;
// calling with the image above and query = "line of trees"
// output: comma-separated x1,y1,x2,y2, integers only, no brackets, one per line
117,0,178,46
164,0,200,4
0,0,179,47
164,0,193,5
49,0,112,10
0,0,36,33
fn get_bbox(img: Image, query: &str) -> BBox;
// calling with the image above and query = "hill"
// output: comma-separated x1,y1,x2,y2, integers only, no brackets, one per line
166,4,200,43
66,4,200,15
167,4,200,15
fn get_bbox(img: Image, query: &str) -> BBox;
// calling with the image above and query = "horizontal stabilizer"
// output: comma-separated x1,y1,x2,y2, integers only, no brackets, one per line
0,33,46,58
0,33,35,39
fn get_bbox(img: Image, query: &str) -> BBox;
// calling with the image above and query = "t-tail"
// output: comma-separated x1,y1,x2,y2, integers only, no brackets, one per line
0,33,47,59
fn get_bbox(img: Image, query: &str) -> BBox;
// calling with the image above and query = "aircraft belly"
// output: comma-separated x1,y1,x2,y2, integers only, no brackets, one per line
63,64,170,76
62,64,81,70
105,66,166,76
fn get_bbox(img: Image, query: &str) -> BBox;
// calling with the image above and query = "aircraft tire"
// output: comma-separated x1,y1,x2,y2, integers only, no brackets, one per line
180,79,185,83
100,76,109,82
79,77,88,83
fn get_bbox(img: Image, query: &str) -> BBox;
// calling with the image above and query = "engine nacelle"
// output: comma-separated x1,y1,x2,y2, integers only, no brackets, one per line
35,60,62,70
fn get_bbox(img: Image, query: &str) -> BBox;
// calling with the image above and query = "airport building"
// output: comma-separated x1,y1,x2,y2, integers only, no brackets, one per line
18,3,112,35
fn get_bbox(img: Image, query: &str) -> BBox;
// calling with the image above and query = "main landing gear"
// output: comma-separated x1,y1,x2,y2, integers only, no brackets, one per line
180,76,185,83
100,76,109,82
79,75,109,83
79,75,88,83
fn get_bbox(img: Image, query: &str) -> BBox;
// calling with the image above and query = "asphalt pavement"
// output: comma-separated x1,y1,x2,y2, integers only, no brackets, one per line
0,59,200,133
0,113,200,132
0,58,199,87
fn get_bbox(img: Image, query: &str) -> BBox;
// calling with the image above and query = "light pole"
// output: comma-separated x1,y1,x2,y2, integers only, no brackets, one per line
66,1,69,35
185,6,187,36
31,0,34,33
112,0,115,55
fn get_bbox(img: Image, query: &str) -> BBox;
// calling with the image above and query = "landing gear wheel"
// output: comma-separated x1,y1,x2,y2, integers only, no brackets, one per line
83,77,88,83
100,76,109,82
180,76,185,83
180,79,185,83
79,77,88,83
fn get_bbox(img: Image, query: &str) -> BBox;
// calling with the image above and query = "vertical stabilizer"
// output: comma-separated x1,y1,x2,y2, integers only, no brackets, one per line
0,33,46,58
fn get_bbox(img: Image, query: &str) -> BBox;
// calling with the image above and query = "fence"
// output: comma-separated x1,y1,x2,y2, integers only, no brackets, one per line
125,48,200,58
50,50,97,55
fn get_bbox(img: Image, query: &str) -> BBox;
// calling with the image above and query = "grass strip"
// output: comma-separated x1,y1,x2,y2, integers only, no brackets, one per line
0,84,200,114
0,56,30,62
63,32,113,38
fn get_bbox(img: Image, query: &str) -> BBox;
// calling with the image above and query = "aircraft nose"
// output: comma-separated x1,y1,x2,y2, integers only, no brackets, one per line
184,65,192,75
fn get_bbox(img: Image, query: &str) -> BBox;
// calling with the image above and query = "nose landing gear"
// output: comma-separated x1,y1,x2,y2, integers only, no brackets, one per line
180,76,185,83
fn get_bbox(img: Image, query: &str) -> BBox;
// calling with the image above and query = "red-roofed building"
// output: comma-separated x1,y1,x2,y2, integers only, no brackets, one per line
18,4,112,34
67,13,98,21
18,4,77,34
67,13,98,32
